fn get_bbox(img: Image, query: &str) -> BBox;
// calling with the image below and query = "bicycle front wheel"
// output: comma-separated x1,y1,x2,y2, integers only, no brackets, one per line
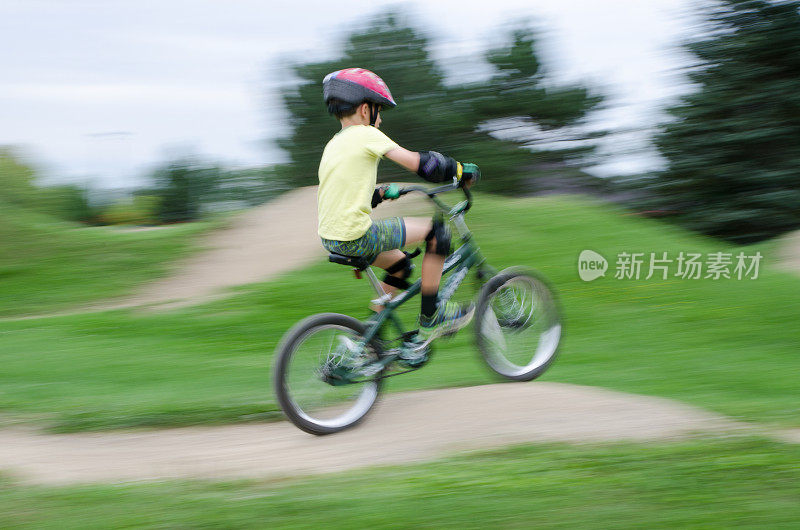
474,269,562,381
274,313,383,435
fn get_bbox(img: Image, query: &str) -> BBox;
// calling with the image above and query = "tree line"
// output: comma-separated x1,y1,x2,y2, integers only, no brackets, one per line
277,1,800,243
0,148,284,225
3,0,799,242
276,15,603,195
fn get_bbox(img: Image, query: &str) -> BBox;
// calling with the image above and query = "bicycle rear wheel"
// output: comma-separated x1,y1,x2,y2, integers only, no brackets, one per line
274,313,384,435
474,269,562,381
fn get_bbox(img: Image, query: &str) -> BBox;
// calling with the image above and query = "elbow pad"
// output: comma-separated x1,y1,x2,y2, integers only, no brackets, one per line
417,151,458,183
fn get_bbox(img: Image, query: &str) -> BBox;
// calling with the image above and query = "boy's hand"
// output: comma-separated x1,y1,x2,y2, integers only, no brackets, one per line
459,163,480,187
371,188,384,208
371,184,400,208
383,183,400,199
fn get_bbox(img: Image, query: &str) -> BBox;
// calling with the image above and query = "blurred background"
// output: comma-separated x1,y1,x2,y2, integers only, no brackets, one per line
3,0,799,242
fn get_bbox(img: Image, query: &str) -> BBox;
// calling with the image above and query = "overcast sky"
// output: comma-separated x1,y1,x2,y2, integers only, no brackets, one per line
1,0,701,189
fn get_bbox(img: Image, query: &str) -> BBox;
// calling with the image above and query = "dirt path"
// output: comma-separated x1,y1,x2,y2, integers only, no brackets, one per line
0,383,751,486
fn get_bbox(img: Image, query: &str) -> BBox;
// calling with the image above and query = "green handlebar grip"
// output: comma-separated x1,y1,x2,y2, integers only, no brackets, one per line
461,163,480,180
384,183,400,199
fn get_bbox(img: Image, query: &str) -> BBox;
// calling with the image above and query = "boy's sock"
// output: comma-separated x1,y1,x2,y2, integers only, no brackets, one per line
420,293,438,321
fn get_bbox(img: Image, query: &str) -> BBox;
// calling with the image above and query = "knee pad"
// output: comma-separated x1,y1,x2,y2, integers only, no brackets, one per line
382,249,419,290
425,220,451,257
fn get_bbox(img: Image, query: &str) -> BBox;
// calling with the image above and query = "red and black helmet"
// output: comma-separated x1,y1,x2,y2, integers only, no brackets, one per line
323,68,397,109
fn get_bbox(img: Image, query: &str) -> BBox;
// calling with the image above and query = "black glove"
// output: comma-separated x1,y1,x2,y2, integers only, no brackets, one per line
371,188,384,208
417,151,458,183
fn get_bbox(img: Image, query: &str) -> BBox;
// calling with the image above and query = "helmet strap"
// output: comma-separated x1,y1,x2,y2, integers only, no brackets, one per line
368,103,380,126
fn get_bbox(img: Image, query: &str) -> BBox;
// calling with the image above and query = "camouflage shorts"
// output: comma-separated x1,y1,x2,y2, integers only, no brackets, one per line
321,217,406,264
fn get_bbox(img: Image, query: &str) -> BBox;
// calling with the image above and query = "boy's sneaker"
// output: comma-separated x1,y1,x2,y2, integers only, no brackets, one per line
399,300,475,365
418,300,475,343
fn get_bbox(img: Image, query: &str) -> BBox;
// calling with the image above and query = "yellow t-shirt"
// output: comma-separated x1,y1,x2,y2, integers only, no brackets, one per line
317,125,399,240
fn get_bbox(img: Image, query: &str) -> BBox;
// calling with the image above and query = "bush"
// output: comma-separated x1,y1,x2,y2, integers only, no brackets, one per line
98,196,160,226
0,147,99,224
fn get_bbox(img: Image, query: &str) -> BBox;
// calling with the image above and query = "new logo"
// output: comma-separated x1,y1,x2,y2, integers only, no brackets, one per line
578,250,608,282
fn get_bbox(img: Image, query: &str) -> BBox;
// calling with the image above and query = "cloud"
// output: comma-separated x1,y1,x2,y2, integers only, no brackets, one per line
0,82,251,107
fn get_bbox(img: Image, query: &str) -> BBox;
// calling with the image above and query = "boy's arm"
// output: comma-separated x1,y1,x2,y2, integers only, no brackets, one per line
384,146,420,173
385,147,460,183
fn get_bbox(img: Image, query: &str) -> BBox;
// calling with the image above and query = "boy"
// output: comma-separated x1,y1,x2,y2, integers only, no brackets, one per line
318,67,478,363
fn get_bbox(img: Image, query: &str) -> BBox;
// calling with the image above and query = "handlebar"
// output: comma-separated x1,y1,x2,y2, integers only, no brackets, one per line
396,179,473,216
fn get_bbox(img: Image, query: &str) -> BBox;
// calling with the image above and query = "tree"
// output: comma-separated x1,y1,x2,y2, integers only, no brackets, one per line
145,159,284,224
274,14,602,194
649,0,800,242
0,147,43,209
276,15,453,188
210,165,287,208
0,147,97,223
451,28,603,193
150,160,221,223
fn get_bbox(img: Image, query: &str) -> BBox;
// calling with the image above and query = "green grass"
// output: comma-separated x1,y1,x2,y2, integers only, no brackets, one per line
0,194,798,431
0,204,220,317
2,437,799,528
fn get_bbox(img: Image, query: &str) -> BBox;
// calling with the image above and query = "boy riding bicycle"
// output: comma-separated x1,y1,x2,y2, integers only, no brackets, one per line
318,68,479,361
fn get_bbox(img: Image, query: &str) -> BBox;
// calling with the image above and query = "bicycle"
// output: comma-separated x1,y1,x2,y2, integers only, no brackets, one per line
273,180,562,435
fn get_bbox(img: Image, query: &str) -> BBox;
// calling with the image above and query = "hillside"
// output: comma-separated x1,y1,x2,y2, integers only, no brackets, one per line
1,191,798,432
0,203,214,317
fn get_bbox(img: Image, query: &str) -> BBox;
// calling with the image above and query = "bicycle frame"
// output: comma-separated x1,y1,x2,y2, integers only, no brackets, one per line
356,182,496,357
276,179,562,433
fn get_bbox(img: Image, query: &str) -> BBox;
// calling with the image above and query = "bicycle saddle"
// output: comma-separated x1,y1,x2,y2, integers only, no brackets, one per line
328,253,370,270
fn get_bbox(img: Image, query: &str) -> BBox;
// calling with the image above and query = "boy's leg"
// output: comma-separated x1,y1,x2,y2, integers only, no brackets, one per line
374,217,472,342
369,217,442,313
371,249,408,311
403,218,444,316
403,216,473,352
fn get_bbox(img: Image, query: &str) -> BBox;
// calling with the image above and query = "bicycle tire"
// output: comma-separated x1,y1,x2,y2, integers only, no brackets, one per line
474,269,562,381
274,313,384,435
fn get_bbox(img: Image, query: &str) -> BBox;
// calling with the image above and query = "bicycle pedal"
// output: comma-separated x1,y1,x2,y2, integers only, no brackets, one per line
399,350,430,368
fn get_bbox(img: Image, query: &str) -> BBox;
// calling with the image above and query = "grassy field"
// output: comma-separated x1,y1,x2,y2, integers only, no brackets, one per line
2,193,799,528
2,437,799,528
0,194,798,432
0,204,219,317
